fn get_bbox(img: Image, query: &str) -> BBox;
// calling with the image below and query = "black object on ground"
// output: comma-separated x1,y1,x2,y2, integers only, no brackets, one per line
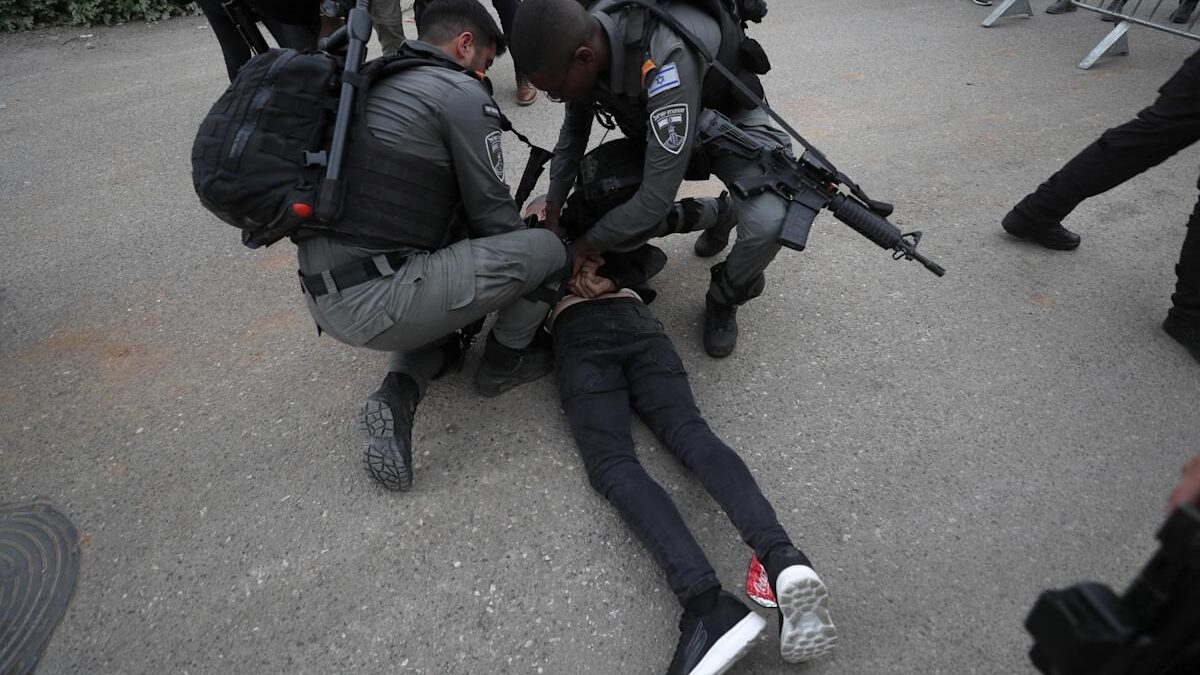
0,502,81,675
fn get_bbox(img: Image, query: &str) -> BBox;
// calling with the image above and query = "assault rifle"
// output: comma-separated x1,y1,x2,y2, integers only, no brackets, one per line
1025,504,1200,675
697,109,945,277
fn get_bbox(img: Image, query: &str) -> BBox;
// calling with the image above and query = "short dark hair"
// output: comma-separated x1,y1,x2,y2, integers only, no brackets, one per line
511,0,595,77
419,0,507,57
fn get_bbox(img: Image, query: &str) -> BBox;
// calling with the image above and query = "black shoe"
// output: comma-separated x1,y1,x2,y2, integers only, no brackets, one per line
360,372,419,492
703,293,739,358
472,330,554,398
694,192,737,258
1002,210,1081,251
1046,0,1075,13
1171,0,1198,23
665,591,766,675
1163,314,1200,364
1101,0,1127,21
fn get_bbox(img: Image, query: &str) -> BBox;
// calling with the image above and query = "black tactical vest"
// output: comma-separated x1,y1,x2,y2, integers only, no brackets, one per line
297,48,484,250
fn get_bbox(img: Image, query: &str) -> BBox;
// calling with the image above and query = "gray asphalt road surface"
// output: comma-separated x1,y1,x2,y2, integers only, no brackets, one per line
1,1,1197,673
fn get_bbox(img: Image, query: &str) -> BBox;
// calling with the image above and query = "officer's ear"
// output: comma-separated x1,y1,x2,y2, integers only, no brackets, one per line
572,45,596,67
453,30,477,63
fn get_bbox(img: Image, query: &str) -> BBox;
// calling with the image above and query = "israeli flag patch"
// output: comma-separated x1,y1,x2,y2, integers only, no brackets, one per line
647,63,681,99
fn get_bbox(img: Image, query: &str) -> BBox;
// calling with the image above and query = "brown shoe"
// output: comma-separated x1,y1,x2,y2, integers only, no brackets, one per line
516,75,537,106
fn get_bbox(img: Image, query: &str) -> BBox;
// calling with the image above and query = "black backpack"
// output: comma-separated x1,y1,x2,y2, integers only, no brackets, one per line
192,49,341,249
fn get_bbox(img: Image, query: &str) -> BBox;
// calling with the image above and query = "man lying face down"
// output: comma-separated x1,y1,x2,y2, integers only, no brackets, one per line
544,197,839,674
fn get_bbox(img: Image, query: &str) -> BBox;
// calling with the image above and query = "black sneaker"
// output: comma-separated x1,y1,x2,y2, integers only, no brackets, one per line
1001,210,1081,251
360,372,419,492
665,591,767,675
694,192,737,258
472,330,554,398
1163,314,1200,365
1046,0,1075,13
703,293,739,358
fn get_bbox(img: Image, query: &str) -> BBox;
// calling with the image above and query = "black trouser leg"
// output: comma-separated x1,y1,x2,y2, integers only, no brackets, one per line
625,333,793,564
491,0,519,38
555,304,721,607
560,376,721,606
197,0,252,81
1172,195,1200,322
1014,48,1200,227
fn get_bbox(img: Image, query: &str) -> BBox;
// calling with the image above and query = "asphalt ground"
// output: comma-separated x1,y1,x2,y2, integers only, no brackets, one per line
1,1,1197,673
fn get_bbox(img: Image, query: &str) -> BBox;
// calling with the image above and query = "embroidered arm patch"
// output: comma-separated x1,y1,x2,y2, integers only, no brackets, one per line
650,104,689,155
647,63,681,99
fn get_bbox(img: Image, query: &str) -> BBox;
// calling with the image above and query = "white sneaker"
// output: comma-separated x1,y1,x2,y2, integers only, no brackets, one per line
775,565,839,662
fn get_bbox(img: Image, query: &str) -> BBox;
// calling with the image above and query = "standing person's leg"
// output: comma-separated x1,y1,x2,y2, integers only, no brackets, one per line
412,0,430,29
1005,48,1200,247
702,121,793,357
370,0,408,54
1164,194,1200,362
491,0,537,104
196,0,253,81
251,0,319,49
622,319,838,662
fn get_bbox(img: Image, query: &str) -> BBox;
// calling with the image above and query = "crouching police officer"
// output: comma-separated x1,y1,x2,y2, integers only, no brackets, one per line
511,0,790,358
298,0,569,491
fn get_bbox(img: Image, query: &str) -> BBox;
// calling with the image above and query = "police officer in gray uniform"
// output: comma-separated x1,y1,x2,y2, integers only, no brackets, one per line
298,0,569,492
510,0,791,358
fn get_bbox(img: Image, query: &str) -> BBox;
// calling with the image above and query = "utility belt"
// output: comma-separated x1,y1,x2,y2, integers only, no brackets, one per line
299,250,414,297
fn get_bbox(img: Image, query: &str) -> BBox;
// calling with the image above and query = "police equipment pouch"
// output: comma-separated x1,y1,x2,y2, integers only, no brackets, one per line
561,138,645,238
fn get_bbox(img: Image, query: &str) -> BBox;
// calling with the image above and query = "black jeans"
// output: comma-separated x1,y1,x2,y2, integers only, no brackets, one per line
553,298,792,606
1013,48,1200,321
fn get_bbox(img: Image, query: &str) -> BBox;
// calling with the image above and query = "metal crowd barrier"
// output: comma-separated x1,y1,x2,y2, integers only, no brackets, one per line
982,0,1200,69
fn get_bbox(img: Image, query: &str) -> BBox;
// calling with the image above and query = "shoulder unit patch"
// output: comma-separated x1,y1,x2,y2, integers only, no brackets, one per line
485,130,504,182
649,103,689,155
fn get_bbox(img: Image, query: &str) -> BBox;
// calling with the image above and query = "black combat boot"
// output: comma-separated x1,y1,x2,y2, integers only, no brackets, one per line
1172,0,1199,23
1001,209,1081,251
764,546,839,663
665,591,766,675
360,372,420,492
703,293,739,358
472,330,554,397
693,192,738,258
1046,0,1075,13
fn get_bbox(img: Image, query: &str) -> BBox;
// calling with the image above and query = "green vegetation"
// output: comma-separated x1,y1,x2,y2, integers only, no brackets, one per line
1,0,190,32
